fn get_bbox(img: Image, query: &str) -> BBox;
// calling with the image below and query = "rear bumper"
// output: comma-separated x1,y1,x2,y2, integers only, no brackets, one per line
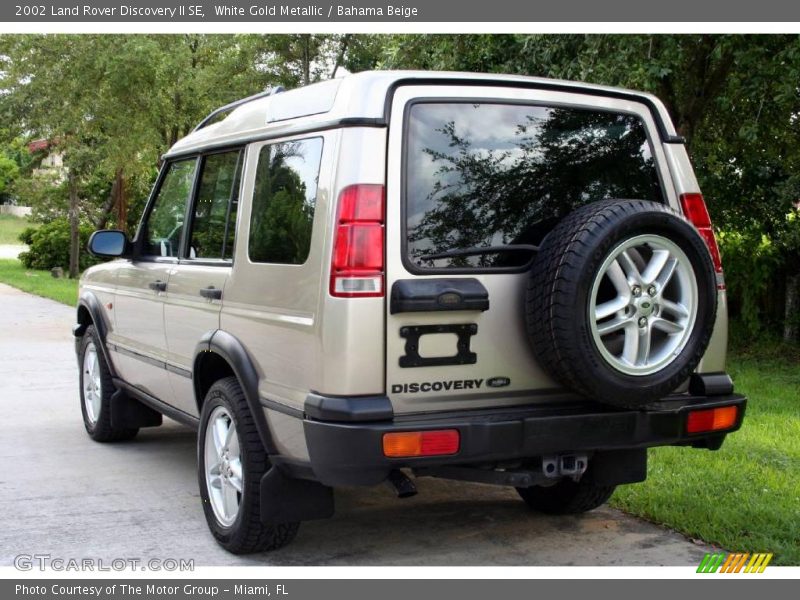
302,392,746,486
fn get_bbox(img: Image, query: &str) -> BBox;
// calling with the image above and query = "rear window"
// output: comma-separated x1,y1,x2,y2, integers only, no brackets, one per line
405,102,664,270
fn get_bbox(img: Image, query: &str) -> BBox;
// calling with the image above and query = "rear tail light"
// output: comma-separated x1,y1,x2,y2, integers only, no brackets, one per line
330,184,385,297
680,193,723,274
383,430,460,458
686,405,738,434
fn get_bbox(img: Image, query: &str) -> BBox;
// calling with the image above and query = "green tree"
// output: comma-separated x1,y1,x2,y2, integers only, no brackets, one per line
0,34,357,265
379,34,800,227
0,153,20,201
377,33,800,340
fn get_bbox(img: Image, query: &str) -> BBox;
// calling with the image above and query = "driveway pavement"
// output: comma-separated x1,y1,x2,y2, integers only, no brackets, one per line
0,283,714,566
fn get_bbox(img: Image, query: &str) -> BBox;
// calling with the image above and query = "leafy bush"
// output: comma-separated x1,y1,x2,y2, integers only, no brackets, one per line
17,226,37,246
717,229,783,337
18,220,100,272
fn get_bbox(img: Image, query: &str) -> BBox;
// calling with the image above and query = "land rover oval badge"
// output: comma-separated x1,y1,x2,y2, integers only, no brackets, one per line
487,376,511,388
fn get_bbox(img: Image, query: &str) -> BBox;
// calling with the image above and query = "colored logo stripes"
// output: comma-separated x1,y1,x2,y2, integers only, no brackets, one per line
697,552,773,573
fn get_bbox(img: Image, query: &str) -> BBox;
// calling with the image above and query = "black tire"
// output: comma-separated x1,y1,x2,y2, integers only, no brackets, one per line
517,479,616,515
197,376,299,554
78,325,138,442
526,199,717,408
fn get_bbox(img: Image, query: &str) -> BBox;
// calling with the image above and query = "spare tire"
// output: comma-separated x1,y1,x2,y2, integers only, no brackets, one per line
526,199,717,409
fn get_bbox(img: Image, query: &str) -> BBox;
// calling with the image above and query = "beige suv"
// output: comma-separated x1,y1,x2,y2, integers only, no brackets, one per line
75,71,746,554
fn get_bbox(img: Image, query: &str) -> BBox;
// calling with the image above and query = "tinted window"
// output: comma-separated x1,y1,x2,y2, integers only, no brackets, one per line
406,102,664,269
249,138,323,265
188,151,242,260
144,159,195,257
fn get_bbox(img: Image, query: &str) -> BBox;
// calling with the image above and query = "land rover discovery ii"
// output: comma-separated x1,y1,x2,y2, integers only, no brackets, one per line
75,71,746,554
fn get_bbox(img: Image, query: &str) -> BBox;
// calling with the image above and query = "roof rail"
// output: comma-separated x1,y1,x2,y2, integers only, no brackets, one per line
192,85,286,133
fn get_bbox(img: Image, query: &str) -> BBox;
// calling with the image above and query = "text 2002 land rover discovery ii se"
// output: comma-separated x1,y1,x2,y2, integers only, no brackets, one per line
75,71,746,554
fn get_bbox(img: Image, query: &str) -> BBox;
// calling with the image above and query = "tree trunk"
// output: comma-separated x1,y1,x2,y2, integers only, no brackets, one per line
95,172,119,230
114,168,128,233
302,35,311,85
784,273,800,343
330,35,350,79
68,170,80,279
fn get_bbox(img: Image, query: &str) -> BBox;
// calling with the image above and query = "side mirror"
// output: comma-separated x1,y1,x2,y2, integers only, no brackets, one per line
88,230,130,258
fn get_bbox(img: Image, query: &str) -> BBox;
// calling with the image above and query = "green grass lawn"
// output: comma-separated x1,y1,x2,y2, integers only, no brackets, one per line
612,342,800,565
0,259,78,305
0,213,33,244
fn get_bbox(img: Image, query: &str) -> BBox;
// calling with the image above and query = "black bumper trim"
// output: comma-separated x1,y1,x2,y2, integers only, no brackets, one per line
303,393,746,486
305,393,393,422
689,372,734,396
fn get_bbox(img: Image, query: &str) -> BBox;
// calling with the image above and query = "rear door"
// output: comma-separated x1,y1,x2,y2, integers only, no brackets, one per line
385,85,676,414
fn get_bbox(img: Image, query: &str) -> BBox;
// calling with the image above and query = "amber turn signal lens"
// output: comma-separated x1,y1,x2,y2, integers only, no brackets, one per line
383,430,460,458
686,405,738,434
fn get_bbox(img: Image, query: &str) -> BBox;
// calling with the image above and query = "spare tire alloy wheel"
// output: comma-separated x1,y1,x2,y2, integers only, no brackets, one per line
526,199,717,408
590,234,698,376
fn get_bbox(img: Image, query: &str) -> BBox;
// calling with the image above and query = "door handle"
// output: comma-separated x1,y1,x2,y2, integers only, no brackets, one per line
199,286,222,300
148,280,167,292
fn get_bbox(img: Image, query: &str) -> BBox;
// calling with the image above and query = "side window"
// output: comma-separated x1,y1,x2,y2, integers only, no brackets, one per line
143,159,196,257
248,137,323,265
187,150,242,260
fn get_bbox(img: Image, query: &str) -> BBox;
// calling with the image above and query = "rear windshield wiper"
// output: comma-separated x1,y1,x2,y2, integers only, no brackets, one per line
421,244,540,261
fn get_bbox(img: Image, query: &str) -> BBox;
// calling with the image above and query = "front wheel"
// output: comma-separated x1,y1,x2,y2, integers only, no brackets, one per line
197,377,299,554
79,325,138,442
516,478,616,514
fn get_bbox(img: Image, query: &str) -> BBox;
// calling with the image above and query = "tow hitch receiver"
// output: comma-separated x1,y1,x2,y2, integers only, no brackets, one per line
543,454,588,481
414,453,591,489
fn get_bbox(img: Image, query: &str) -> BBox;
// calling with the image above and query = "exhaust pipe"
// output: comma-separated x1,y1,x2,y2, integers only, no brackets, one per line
385,469,418,498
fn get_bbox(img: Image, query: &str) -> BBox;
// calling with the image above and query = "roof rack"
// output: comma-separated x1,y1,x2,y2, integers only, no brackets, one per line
192,85,286,133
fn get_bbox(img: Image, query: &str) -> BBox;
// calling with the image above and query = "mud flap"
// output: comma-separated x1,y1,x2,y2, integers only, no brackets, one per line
260,467,335,524
587,449,647,486
110,389,163,429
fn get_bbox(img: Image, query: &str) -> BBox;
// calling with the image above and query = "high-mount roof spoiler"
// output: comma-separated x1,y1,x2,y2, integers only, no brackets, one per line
192,85,286,133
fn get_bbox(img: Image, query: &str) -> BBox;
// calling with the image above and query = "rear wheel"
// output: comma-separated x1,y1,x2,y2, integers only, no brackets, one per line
198,376,299,554
79,325,138,442
517,479,616,514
